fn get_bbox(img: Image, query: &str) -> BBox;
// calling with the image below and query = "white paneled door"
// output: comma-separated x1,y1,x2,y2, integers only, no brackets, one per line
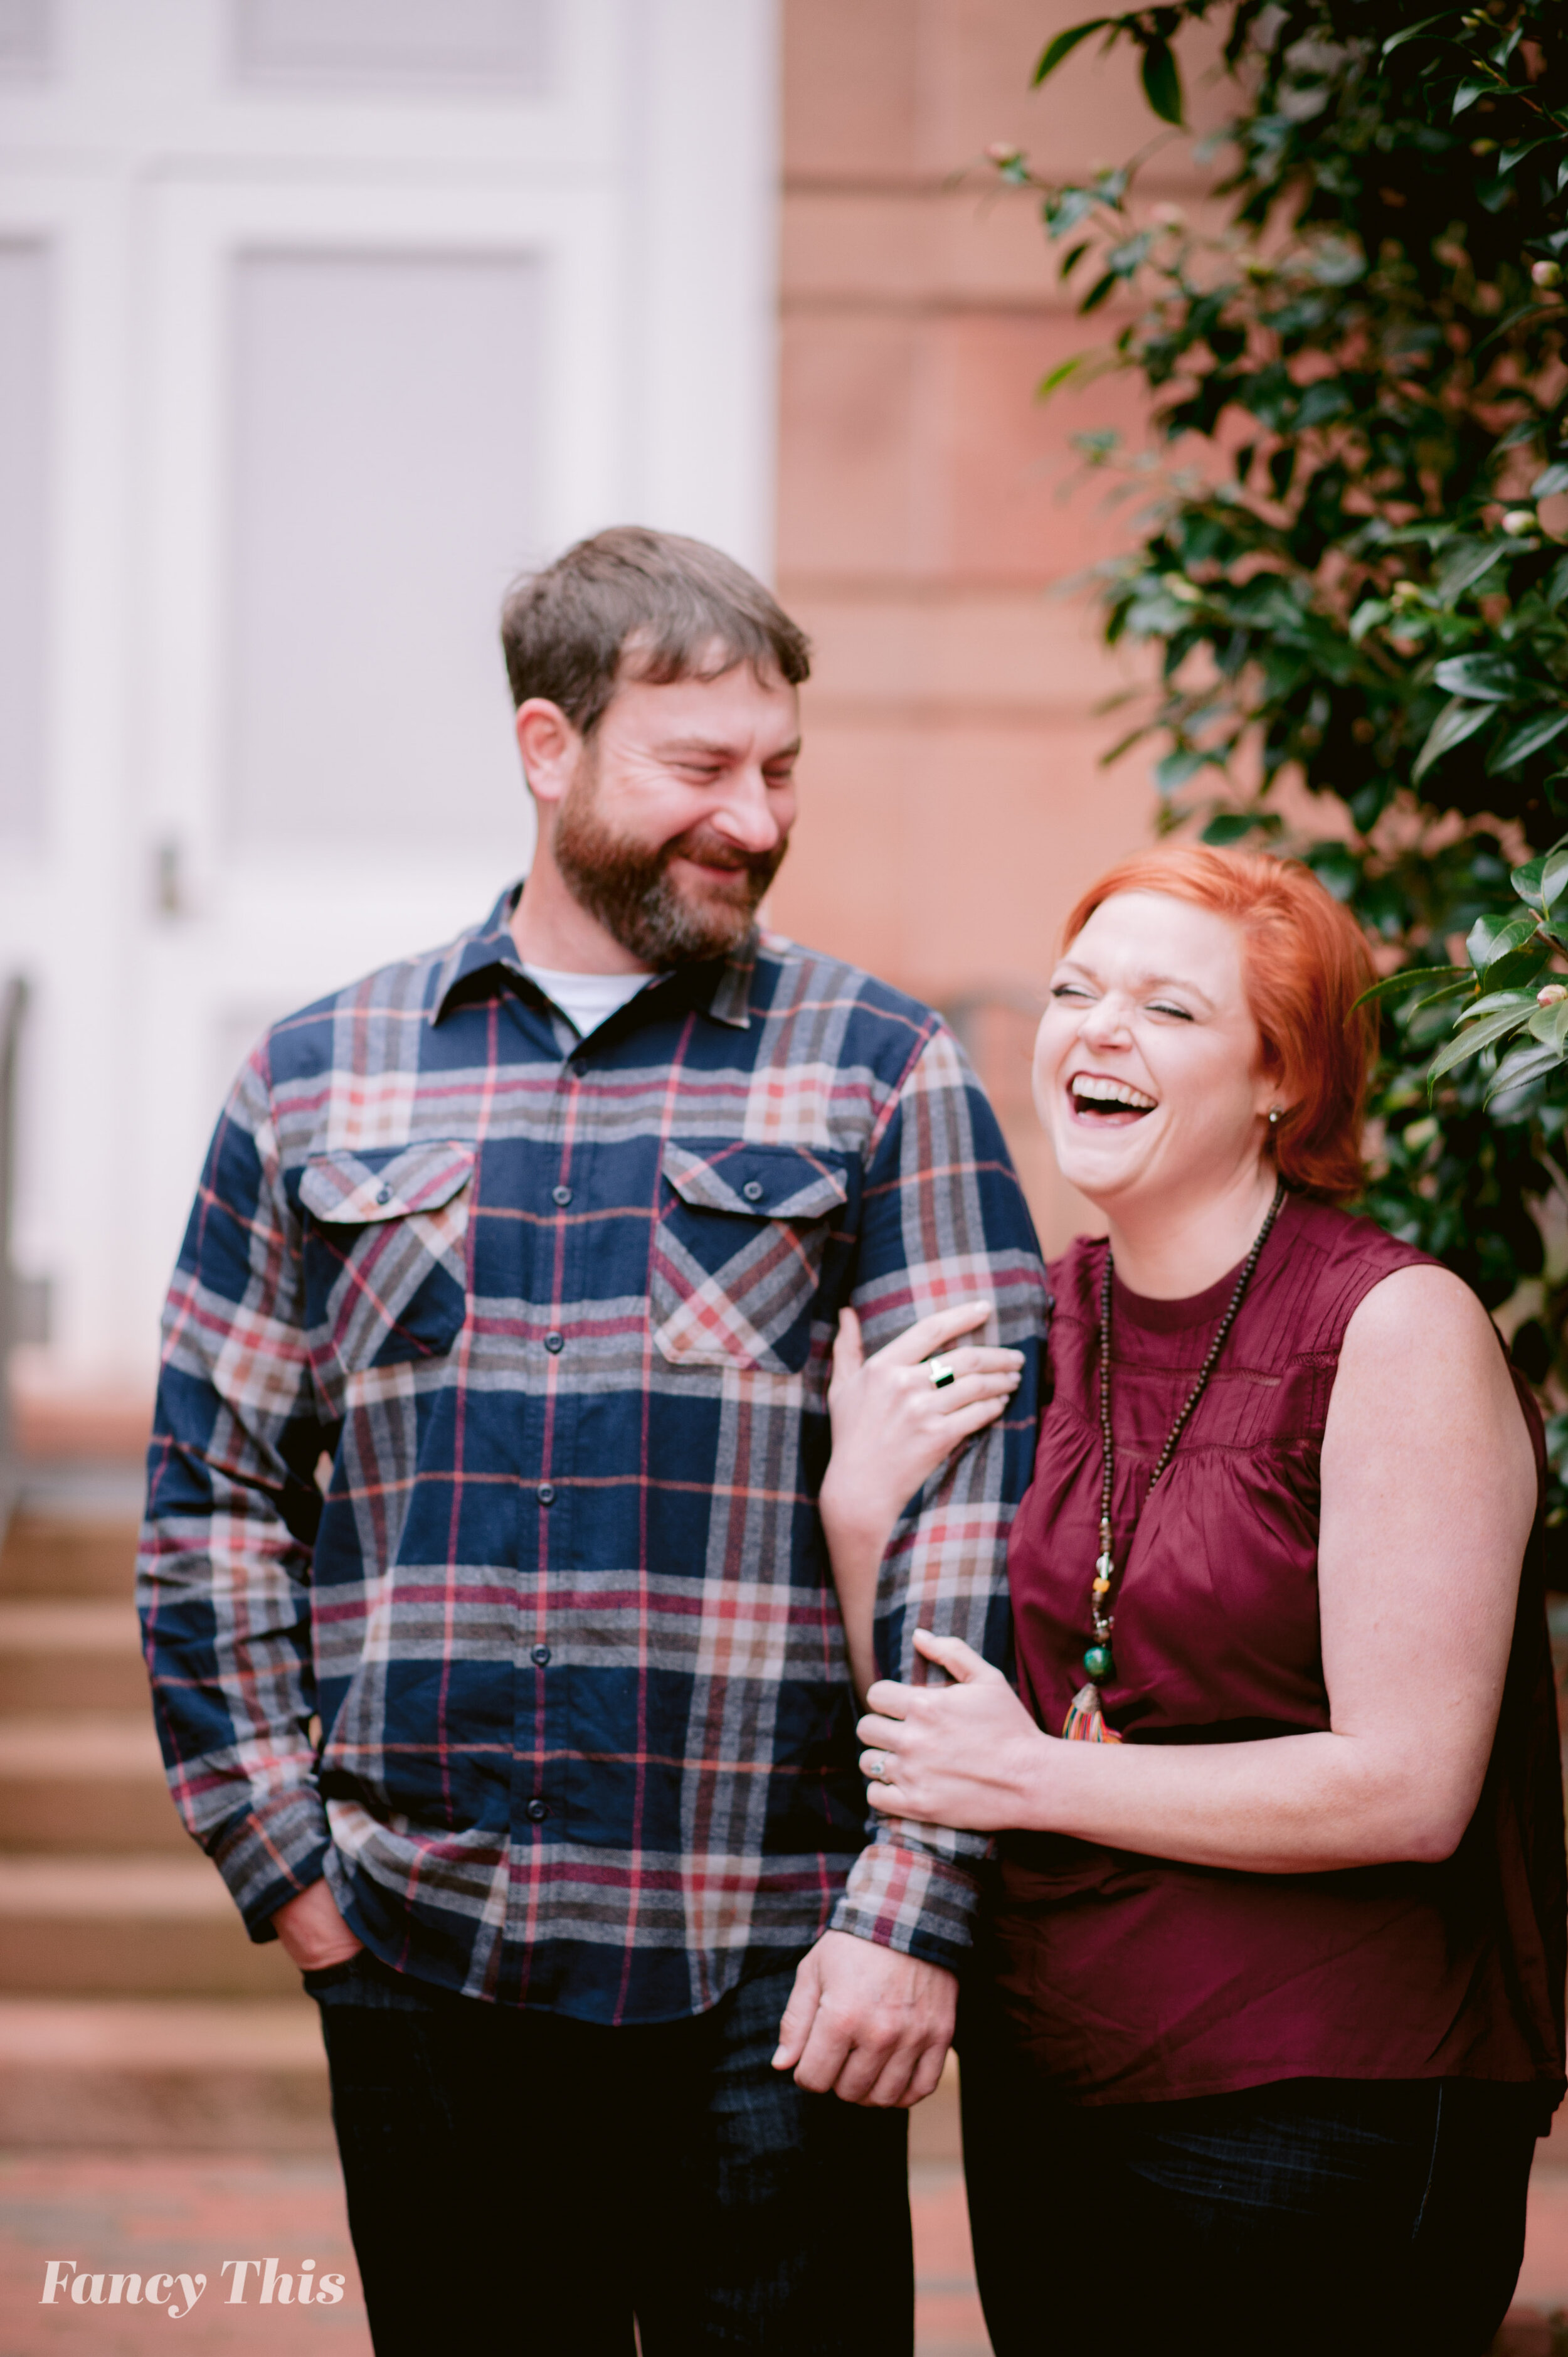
0,0,780,1402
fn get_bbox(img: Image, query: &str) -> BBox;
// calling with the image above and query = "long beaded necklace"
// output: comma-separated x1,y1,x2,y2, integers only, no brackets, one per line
1062,1179,1286,1744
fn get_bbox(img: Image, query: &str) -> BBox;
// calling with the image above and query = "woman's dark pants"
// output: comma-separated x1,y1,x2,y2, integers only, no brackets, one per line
960,2001,1540,2357
308,1949,913,2356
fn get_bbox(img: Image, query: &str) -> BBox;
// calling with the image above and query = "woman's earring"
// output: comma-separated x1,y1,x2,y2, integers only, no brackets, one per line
1268,1108,1281,1125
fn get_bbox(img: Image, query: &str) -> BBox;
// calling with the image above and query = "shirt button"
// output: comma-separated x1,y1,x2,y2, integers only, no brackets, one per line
531,1644,551,1668
526,1798,549,1822
742,1179,764,1203
537,1482,556,1506
553,1184,573,1207
375,1184,393,1206
544,1331,564,1354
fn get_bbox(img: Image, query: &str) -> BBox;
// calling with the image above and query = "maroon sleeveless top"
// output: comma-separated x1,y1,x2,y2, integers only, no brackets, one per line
995,1191,1566,2115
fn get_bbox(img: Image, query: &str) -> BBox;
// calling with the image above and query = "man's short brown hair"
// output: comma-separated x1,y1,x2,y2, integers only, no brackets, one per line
499,525,811,739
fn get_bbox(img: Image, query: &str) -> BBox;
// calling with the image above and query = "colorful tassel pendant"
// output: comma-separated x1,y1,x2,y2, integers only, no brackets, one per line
1062,1681,1123,1743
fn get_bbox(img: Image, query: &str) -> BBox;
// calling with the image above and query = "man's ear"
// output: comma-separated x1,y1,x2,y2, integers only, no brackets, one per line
514,699,582,807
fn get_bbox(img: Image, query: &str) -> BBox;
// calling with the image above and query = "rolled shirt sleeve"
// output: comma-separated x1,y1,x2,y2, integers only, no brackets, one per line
828,1023,1049,1972
136,1049,334,1940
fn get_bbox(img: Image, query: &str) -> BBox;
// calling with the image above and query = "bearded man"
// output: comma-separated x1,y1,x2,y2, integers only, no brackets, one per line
139,527,1046,2355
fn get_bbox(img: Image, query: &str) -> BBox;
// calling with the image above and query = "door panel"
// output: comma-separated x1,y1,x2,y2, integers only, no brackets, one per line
232,0,553,95
0,242,50,847
227,247,543,850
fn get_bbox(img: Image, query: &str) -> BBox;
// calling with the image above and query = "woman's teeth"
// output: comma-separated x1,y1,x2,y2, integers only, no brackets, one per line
1070,1077,1156,1117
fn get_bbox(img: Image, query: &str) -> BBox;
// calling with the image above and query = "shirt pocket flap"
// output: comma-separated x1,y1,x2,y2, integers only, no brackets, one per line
662,1141,848,1223
299,1141,476,1226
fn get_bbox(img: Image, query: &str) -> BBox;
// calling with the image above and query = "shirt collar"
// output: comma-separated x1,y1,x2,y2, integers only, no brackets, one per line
431,880,756,1031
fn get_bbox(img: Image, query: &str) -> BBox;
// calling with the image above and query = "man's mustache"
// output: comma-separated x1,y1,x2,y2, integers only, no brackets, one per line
660,828,783,883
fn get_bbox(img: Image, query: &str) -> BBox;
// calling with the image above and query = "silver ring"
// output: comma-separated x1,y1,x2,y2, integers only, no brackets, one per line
927,1357,956,1390
869,1751,895,1784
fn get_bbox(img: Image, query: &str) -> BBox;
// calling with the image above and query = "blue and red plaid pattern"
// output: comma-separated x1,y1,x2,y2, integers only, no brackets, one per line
138,885,1047,2021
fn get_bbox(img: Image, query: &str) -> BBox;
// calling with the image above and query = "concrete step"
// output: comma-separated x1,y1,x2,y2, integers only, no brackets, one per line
0,1512,139,1599
0,1712,187,1850
0,1854,300,1996
0,1599,148,1713
0,1996,331,2151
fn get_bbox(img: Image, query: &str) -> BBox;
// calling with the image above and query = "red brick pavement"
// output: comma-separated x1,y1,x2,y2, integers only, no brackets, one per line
0,2153,370,2354
2,2146,1565,2354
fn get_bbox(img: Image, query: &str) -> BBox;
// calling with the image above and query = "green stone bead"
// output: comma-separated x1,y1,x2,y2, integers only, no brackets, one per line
1082,1644,1113,1682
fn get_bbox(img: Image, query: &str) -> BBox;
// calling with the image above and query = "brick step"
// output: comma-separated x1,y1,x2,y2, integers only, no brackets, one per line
0,1996,332,2150
0,1513,139,1599
0,1998,960,2157
0,1854,299,1996
0,1599,147,1713
0,1713,186,1849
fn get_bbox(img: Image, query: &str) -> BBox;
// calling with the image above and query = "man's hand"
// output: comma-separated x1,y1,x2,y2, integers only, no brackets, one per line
771,1929,956,2107
272,1878,364,1974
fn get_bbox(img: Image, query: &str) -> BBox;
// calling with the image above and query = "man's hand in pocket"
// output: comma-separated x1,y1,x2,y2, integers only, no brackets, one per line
273,1879,364,1974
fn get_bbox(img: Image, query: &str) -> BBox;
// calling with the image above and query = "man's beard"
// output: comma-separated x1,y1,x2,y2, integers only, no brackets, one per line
552,767,787,969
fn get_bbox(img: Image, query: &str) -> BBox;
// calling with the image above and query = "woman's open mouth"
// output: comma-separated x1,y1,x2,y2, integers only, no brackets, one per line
1067,1073,1157,1125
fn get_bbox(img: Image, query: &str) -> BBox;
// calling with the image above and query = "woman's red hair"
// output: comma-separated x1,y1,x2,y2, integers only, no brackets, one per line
1061,846,1377,1205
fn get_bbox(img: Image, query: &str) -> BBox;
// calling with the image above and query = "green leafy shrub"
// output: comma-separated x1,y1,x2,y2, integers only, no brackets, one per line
1007,1,1568,1554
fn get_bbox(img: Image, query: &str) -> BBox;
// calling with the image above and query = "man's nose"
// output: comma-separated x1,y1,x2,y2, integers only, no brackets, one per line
711,765,785,854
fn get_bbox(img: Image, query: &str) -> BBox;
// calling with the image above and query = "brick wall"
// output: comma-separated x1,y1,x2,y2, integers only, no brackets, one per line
770,0,1214,1248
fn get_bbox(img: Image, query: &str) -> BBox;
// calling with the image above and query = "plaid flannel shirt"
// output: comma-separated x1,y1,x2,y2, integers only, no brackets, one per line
138,885,1047,2022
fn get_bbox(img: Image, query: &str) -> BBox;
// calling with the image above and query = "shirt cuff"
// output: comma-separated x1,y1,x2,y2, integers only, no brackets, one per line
828,1836,982,1976
208,1787,333,1942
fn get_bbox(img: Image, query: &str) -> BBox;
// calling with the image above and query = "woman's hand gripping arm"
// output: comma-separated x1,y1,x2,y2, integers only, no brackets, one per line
854,1266,1535,1870
818,1301,1024,1703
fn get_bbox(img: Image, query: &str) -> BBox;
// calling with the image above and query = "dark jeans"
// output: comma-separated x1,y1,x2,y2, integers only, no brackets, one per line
960,2001,1540,2357
307,1948,913,2356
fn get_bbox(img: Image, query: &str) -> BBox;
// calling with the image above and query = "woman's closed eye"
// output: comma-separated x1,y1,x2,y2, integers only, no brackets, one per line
1148,1000,1195,1021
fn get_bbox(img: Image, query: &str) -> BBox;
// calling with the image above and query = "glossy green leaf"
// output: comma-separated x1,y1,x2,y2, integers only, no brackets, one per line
1350,966,1470,1011
1412,696,1494,782
1433,538,1509,604
1380,14,1451,55
1412,979,1482,1014
1428,1002,1537,1082
1527,996,1568,1050
1481,949,1552,994
1032,19,1111,86
1431,653,1535,702
1139,38,1184,127
1513,854,1548,910
1460,984,1545,1023
1467,913,1539,974
1037,352,1094,401
1543,840,1568,914
1486,1041,1568,1105
1488,710,1568,774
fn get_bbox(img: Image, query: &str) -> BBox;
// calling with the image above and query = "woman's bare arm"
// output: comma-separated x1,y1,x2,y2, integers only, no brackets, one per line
856,1266,1535,1870
818,1302,1023,1702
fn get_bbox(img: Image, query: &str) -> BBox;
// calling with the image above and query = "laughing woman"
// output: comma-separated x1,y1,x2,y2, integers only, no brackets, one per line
818,848,1565,2357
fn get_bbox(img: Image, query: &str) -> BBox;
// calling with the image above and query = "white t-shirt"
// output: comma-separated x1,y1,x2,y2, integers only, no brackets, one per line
522,962,657,1040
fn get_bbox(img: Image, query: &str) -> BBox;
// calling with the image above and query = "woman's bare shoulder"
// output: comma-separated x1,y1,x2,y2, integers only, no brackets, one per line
1340,1261,1493,1362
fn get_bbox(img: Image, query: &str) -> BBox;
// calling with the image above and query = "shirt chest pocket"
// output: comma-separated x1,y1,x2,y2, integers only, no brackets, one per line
649,1142,849,1376
299,1141,475,1385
